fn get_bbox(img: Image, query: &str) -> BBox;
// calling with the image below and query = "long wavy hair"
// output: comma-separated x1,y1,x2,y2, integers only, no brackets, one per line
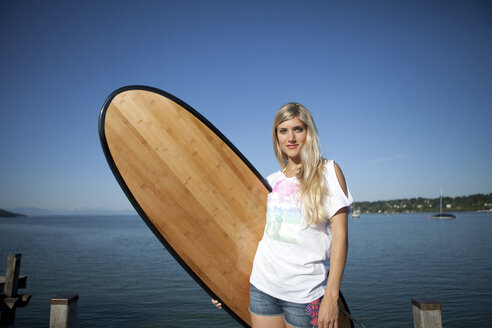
272,102,329,225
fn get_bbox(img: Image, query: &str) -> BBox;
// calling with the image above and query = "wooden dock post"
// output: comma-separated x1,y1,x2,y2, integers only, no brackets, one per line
0,254,31,326
411,298,442,328
49,294,78,328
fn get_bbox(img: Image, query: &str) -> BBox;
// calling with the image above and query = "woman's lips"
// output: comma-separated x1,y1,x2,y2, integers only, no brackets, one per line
286,144,298,149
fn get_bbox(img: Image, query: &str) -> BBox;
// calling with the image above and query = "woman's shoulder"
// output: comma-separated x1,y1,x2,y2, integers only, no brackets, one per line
322,159,341,176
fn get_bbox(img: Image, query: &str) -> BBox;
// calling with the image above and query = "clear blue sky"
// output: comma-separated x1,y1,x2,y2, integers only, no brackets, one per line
1,0,491,212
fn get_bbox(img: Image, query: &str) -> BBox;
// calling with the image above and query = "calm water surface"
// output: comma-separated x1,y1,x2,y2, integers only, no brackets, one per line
1,212,491,327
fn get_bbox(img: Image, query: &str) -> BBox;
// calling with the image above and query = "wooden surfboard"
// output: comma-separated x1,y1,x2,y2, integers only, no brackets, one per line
98,85,354,327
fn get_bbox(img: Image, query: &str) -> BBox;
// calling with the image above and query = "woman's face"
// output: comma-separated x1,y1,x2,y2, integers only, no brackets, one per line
276,117,307,162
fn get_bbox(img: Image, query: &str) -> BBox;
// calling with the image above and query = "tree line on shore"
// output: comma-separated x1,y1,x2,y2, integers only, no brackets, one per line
355,193,492,214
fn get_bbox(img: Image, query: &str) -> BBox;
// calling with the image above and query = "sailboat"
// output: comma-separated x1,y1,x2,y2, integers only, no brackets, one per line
351,202,361,218
432,191,456,220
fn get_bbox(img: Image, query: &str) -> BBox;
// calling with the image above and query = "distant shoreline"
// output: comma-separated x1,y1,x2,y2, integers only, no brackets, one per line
354,209,492,215
355,193,492,214
1,209,491,219
1,207,137,217
3,193,491,217
0,209,27,218
0,211,138,218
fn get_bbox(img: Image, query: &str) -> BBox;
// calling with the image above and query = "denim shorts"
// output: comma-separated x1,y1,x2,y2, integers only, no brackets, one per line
248,284,322,328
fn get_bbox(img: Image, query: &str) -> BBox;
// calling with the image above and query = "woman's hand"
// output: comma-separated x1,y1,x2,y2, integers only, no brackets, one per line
318,294,339,328
211,299,222,309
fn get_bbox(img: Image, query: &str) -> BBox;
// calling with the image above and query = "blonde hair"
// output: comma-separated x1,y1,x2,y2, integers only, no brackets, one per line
272,103,328,225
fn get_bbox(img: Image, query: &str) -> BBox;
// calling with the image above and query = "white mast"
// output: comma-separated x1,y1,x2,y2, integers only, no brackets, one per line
440,188,443,213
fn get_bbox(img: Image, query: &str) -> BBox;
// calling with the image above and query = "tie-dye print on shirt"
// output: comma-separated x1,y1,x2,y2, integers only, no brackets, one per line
265,177,302,244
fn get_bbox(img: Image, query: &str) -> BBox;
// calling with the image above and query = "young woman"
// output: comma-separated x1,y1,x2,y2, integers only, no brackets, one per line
214,103,352,328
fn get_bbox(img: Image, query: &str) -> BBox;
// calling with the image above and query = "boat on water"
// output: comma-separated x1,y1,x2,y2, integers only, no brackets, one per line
432,191,456,220
432,212,456,219
351,203,361,218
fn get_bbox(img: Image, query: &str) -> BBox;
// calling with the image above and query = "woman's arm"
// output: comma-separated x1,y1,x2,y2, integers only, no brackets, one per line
318,162,349,328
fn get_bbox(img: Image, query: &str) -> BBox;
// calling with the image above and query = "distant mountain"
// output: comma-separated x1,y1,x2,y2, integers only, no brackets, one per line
0,209,27,217
4,207,137,216
4,207,52,216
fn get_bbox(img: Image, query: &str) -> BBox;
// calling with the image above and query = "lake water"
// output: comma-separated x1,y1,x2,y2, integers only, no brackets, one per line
1,212,491,327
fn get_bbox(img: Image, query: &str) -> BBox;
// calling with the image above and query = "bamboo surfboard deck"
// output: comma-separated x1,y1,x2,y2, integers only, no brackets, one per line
98,86,353,327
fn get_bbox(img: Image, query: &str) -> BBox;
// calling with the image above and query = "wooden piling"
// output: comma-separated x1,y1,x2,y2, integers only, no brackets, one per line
0,254,31,326
49,294,78,328
3,255,21,299
411,298,442,328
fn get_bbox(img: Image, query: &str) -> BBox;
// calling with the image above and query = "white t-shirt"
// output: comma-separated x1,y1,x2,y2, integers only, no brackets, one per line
250,160,353,303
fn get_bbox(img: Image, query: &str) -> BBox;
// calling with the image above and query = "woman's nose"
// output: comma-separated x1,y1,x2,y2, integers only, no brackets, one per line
288,130,296,142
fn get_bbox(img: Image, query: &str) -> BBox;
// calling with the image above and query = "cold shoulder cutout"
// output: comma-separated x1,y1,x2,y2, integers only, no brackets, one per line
333,161,349,198
324,160,353,219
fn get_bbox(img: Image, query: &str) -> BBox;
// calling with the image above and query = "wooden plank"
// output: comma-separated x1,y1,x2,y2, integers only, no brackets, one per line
3,254,21,298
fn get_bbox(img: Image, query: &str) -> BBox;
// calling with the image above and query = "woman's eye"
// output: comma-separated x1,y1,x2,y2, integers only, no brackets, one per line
279,128,287,134
295,127,304,132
